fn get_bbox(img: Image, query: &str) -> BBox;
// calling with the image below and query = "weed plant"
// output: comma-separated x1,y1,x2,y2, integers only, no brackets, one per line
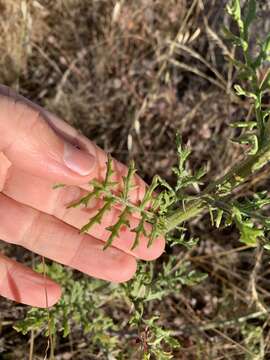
14,1,270,359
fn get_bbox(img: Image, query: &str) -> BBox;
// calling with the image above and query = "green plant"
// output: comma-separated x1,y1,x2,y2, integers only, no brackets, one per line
15,1,270,359
15,263,120,358
66,1,270,252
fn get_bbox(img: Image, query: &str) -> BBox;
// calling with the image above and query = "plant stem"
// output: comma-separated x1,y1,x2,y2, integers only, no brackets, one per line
164,142,270,233
165,200,204,233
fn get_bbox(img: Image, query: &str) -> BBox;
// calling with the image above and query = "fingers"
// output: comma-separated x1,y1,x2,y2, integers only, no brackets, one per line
0,85,96,184
2,167,165,260
0,253,61,307
0,84,147,206
45,110,148,205
0,152,11,191
0,193,137,283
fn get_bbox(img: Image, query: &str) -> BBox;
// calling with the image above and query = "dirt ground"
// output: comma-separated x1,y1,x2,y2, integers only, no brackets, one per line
0,0,270,359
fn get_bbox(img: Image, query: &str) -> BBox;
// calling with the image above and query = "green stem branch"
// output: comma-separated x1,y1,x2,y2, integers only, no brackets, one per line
164,142,270,233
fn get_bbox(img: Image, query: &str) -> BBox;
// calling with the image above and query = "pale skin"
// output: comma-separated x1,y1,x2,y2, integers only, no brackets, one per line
0,85,165,308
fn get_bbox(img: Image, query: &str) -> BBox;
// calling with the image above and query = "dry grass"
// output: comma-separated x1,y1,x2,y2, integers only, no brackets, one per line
0,0,270,359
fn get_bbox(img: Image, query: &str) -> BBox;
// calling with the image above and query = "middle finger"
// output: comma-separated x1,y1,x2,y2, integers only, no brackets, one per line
0,193,136,283
2,166,165,260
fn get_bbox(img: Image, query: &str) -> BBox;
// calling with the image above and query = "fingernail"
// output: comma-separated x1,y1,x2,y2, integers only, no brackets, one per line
63,142,95,176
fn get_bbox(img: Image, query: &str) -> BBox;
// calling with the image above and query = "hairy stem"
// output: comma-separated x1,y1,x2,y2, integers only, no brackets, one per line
164,142,270,233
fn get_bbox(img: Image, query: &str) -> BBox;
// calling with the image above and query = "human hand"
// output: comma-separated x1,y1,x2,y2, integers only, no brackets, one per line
0,85,165,308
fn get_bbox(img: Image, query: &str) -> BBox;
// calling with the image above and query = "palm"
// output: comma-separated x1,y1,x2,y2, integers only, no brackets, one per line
0,85,164,308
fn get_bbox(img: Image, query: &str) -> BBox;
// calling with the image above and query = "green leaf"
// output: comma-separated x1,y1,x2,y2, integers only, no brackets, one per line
215,208,224,228
232,133,259,155
104,206,131,249
167,232,198,249
80,197,115,233
67,191,97,209
234,84,257,100
233,207,264,246
122,160,137,201
238,223,263,246
243,0,256,40
140,175,160,210
263,243,270,251
230,121,257,130
223,27,248,50
227,0,244,34
262,34,270,60
131,214,148,250
104,155,115,187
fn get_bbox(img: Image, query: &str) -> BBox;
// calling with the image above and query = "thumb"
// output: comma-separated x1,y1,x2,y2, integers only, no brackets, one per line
0,89,96,185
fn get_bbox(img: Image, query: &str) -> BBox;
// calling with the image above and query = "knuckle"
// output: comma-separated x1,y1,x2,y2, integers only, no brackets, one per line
0,152,12,192
21,211,42,248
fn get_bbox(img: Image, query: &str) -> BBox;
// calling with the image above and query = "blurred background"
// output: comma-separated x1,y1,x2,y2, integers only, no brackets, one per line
0,0,270,359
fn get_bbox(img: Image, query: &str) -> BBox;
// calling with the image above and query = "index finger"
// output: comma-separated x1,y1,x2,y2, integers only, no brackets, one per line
0,85,147,206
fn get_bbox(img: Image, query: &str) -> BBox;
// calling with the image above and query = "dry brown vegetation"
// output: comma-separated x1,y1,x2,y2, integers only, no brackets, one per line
0,0,270,359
